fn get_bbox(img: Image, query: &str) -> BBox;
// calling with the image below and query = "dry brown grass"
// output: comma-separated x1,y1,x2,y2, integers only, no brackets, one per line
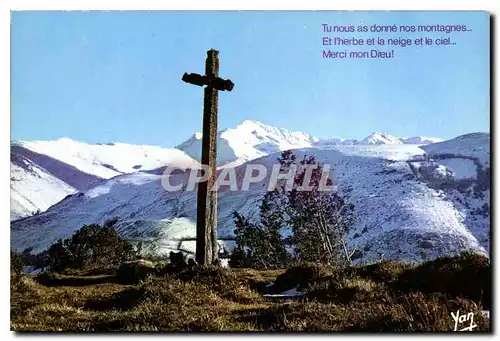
11,254,491,332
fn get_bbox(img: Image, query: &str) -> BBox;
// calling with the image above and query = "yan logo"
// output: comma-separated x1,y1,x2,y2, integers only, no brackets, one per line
451,310,477,331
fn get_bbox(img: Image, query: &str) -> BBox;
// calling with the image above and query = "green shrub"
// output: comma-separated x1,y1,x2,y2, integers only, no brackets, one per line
47,223,139,272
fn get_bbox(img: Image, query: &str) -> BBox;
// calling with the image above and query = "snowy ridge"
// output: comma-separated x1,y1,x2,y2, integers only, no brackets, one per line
176,121,442,166
16,138,200,179
11,145,102,192
401,136,444,145
421,133,490,167
10,139,199,220
313,138,358,147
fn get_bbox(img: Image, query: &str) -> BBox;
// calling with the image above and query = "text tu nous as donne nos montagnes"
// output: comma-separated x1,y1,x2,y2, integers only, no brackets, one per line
320,23,468,59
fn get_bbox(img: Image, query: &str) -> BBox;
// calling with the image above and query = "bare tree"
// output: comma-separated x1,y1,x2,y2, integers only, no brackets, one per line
283,152,357,266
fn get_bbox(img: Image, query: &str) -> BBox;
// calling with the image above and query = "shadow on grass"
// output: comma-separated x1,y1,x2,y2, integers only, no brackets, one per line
83,287,145,311
36,272,118,287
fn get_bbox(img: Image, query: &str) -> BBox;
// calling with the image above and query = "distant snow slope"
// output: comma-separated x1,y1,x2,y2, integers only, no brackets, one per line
11,145,102,192
421,133,490,167
313,138,358,147
10,139,199,220
16,138,199,178
401,136,444,145
11,137,490,264
412,133,491,252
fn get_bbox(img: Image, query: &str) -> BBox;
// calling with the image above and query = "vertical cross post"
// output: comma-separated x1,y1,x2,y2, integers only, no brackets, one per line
182,50,234,265
197,50,219,265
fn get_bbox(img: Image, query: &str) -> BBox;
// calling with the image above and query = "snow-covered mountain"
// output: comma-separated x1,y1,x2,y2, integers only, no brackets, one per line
11,133,490,264
176,121,442,166
8,122,445,221
176,120,320,166
10,139,199,220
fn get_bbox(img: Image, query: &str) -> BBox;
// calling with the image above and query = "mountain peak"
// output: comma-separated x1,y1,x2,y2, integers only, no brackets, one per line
360,132,403,145
240,119,265,127
230,120,285,134
176,120,317,166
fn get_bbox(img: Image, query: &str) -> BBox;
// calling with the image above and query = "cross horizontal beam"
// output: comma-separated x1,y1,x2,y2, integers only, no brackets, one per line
182,72,234,92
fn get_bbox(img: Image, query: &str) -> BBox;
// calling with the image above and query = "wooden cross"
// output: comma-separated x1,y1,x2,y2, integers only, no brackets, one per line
182,49,234,265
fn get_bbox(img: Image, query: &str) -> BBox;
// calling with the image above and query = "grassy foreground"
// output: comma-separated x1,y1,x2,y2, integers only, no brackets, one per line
11,253,490,332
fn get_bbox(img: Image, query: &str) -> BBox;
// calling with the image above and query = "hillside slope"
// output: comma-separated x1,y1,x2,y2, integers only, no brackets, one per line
10,139,199,220
10,155,77,221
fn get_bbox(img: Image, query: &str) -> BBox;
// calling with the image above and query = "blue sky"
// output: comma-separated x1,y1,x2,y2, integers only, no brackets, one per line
11,11,490,146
